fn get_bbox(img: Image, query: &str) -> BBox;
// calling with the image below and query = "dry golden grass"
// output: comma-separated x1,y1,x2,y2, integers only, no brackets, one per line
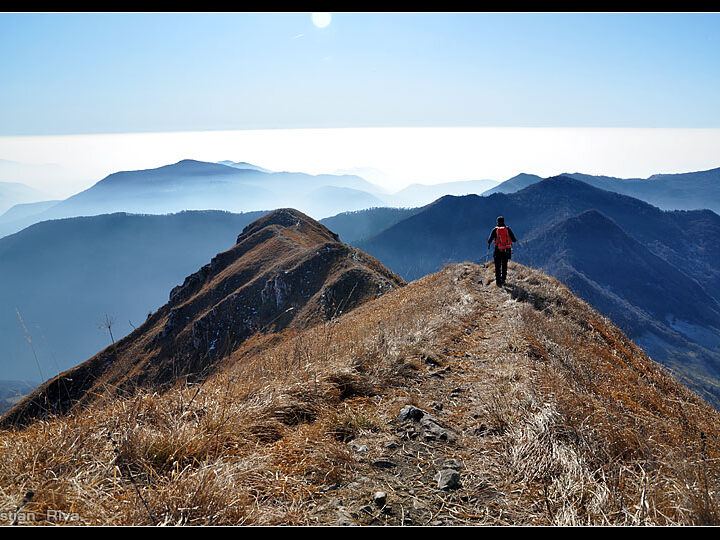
500,264,720,525
1,262,719,526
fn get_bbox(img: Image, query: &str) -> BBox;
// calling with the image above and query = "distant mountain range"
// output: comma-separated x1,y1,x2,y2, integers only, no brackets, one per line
0,199,61,235
0,160,387,237
216,160,273,173
350,176,720,405
3,159,719,240
483,167,720,214
0,160,503,238
2,158,720,406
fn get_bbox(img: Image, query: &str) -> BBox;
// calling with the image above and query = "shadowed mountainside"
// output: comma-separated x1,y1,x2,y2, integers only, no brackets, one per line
357,176,720,296
355,177,720,406
320,207,420,243
518,209,720,402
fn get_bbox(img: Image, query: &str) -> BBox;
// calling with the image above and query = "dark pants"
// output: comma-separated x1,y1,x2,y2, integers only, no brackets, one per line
494,249,511,285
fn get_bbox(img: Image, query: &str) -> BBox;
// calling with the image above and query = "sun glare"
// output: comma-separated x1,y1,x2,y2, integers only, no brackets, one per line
311,12,332,29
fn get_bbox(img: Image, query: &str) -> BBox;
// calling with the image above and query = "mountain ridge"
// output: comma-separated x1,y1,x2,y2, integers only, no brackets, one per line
1,256,719,525
1,208,405,427
0,159,388,236
484,166,720,213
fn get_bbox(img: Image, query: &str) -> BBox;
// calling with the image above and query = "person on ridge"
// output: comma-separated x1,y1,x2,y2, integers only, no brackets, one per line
487,216,517,286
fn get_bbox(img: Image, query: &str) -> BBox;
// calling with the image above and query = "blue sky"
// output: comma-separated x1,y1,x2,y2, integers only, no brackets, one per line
1,12,720,135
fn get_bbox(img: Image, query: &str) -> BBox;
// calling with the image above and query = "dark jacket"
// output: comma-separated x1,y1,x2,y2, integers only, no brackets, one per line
488,226,517,256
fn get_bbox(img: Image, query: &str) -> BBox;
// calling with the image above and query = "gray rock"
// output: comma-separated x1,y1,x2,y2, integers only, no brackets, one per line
423,354,442,367
420,417,457,442
373,491,387,507
435,469,461,491
442,459,464,471
336,510,355,526
399,405,457,442
398,405,425,422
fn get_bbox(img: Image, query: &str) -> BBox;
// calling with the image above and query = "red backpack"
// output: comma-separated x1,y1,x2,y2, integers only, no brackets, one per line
495,226,512,250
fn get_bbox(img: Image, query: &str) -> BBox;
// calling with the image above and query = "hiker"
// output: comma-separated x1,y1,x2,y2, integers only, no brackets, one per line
487,216,517,286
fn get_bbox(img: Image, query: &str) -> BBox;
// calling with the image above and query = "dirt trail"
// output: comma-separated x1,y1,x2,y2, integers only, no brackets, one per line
320,262,538,526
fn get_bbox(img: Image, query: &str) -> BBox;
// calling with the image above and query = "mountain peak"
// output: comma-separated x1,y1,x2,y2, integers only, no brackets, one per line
519,174,614,196
2,210,405,427
98,159,243,186
238,208,339,244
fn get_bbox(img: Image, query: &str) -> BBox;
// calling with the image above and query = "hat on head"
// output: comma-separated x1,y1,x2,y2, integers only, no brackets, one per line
497,216,505,225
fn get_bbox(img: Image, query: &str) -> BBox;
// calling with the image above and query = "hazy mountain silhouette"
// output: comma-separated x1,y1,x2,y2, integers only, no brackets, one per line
0,160,386,237
302,185,385,216
390,179,500,207
0,200,59,223
483,167,720,214
0,181,48,215
562,169,720,213
216,160,272,173
2,209,404,427
481,173,544,195
0,200,61,237
0,210,268,382
320,207,420,243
